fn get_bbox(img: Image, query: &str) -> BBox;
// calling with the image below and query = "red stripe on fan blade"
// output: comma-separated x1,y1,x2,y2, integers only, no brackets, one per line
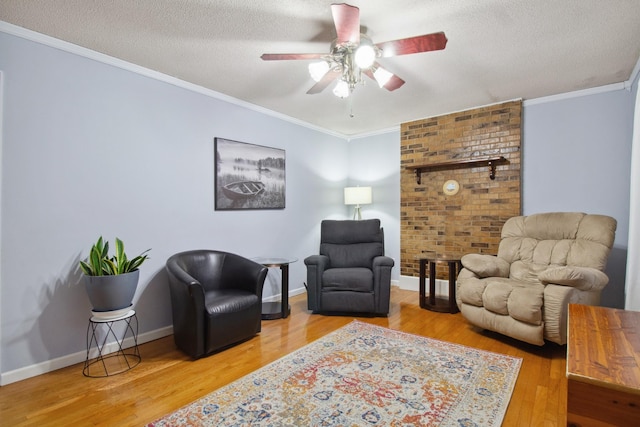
261,53,325,61
307,69,341,94
331,3,360,44
376,32,447,57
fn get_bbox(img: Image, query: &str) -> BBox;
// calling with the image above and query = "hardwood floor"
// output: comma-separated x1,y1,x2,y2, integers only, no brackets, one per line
0,288,567,426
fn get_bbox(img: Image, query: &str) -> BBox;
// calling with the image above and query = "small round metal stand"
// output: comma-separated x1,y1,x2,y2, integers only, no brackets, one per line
83,310,141,377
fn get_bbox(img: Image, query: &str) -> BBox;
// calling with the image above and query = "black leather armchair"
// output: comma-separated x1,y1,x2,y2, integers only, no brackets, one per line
166,250,268,358
305,219,394,316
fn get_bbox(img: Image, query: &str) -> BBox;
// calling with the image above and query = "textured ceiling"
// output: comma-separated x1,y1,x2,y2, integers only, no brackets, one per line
2,0,640,137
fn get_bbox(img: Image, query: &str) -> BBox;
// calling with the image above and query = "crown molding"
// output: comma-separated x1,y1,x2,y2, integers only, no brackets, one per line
0,21,349,140
626,55,640,90
523,82,627,106
2,20,638,141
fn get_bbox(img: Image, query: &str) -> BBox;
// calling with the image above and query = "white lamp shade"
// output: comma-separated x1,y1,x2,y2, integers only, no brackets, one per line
344,186,372,205
308,61,330,82
373,67,393,88
354,44,376,69
333,80,350,98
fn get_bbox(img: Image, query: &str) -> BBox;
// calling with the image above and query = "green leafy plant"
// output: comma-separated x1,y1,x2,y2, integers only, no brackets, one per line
79,236,151,276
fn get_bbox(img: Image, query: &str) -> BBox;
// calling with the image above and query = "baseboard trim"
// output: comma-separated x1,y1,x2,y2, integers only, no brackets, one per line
399,275,449,296
263,286,307,302
1,285,397,386
0,325,173,386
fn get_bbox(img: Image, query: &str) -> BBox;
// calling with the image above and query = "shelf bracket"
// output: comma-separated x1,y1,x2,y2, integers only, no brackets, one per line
415,168,422,185
488,160,497,180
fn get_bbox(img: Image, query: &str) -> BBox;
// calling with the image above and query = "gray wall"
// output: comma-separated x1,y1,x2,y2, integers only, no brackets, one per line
347,131,401,278
353,90,634,309
625,65,640,310
522,89,633,308
0,32,353,376
0,27,635,380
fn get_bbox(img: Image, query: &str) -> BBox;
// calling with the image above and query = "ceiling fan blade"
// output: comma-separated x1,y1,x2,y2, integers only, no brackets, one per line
306,69,341,94
261,53,325,61
376,32,447,57
363,65,405,91
331,3,360,44
382,74,405,91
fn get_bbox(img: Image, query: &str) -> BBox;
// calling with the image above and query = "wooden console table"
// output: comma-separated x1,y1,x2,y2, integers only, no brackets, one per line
566,304,640,426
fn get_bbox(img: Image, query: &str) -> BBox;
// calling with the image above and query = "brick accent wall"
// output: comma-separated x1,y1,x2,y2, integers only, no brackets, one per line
400,101,522,279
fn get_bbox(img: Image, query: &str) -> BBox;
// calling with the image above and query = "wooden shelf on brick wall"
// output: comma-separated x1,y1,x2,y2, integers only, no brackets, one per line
408,156,507,184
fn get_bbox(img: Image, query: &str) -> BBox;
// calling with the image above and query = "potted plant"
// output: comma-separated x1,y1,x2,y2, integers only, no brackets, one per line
80,236,150,315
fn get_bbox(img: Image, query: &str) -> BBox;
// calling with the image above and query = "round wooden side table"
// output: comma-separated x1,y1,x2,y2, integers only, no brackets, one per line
419,256,461,314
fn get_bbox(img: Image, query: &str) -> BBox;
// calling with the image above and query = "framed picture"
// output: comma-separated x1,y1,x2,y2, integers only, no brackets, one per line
214,137,286,210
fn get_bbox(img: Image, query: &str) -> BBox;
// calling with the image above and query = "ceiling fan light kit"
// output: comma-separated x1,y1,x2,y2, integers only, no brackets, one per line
354,40,376,69
333,80,351,98
308,61,331,82
261,3,447,99
373,67,394,88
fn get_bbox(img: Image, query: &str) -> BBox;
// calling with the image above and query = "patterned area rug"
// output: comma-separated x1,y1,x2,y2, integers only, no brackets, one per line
148,320,521,426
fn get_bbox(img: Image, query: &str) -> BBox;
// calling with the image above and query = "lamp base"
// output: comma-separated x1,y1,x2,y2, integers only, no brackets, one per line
352,205,362,220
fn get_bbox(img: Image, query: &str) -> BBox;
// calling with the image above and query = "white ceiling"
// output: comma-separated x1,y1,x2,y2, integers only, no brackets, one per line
2,0,640,137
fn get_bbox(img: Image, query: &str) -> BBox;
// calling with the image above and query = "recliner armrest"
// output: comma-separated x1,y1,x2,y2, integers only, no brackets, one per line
461,253,510,278
373,255,394,268
304,254,330,271
304,255,330,311
538,266,609,291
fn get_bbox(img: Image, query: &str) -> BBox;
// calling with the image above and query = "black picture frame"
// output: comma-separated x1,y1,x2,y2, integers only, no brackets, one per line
214,137,286,210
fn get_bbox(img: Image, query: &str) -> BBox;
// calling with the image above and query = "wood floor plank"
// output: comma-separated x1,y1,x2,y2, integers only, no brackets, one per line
0,288,568,426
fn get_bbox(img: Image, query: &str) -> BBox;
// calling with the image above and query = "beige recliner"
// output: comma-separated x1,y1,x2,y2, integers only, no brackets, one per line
456,212,616,345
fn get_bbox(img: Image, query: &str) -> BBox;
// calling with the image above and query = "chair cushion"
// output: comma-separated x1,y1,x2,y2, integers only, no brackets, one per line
319,219,384,268
322,268,373,292
499,213,616,271
320,219,382,244
204,289,260,315
321,243,383,268
508,260,550,284
459,277,544,325
461,253,510,277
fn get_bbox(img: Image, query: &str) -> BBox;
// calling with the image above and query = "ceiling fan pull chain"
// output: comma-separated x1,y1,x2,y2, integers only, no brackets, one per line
349,93,355,118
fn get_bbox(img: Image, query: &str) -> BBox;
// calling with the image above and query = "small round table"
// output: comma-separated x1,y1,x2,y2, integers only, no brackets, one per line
419,256,461,314
84,309,141,377
252,257,297,320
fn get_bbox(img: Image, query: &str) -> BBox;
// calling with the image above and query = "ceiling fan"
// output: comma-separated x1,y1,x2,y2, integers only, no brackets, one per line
261,3,447,98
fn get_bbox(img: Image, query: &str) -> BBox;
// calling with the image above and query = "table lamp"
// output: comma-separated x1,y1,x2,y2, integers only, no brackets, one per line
344,186,372,220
